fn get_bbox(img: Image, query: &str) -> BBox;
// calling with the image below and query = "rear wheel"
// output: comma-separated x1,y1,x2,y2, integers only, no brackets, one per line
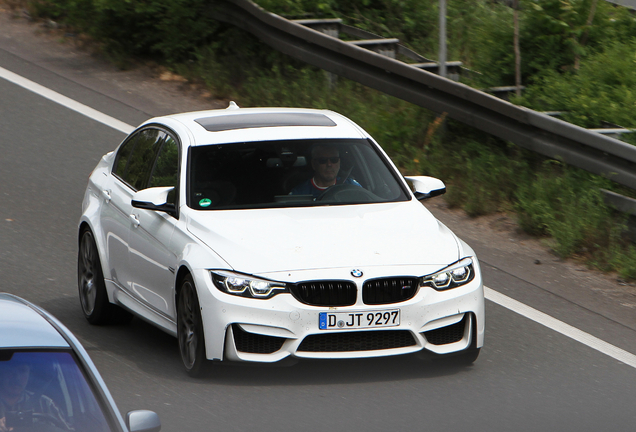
177,274,208,376
77,228,132,325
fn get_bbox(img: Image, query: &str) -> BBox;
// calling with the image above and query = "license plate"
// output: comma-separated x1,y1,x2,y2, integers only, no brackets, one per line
319,309,400,330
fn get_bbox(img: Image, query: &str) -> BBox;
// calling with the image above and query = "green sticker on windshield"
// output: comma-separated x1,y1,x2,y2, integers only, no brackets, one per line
199,198,212,208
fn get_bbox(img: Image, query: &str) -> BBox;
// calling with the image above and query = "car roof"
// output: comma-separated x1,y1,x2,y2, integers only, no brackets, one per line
0,293,69,349
141,106,369,146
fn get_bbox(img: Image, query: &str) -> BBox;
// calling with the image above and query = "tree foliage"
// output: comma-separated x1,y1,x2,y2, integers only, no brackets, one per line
29,0,220,62
473,0,636,86
518,40,636,128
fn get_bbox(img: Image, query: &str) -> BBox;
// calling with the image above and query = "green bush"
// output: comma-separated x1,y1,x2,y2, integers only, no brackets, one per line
602,243,636,280
515,161,617,257
472,0,636,87
28,0,220,63
517,40,636,129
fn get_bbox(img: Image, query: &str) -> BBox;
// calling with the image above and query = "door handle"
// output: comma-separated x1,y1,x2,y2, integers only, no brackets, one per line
129,214,140,228
102,189,111,203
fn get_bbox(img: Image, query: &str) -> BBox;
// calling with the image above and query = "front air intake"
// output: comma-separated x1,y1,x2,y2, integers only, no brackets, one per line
423,316,467,345
232,324,286,354
298,330,416,352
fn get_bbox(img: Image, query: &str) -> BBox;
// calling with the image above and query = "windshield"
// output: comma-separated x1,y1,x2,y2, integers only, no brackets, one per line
0,350,114,432
188,139,410,210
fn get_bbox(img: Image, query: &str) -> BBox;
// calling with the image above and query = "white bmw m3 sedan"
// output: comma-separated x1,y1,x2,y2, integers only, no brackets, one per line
78,103,485,376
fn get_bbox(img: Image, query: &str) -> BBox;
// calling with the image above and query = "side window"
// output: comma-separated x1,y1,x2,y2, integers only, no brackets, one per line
112,129,165,191
126,129,165,191
112,134,138,180
149,135,179,204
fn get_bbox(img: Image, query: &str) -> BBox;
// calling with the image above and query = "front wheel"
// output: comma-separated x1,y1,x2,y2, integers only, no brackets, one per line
453,347,481,365
177,274,208,376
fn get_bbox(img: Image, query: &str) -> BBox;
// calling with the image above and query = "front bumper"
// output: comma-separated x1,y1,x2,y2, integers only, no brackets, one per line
194,263,485,363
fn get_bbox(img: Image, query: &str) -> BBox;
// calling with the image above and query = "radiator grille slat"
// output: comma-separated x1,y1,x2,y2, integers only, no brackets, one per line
362,277,419,305
290,280,357,306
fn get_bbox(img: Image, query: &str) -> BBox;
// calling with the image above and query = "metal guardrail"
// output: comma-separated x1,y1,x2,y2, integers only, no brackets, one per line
212,0,636,192
292,18,465,80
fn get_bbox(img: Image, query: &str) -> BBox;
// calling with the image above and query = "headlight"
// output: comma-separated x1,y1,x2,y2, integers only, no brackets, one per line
211,271,288,299
421,257,475,291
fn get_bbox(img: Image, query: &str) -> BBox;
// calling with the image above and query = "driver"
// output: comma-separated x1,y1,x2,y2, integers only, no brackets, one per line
0,361,72,432
290,145,360,198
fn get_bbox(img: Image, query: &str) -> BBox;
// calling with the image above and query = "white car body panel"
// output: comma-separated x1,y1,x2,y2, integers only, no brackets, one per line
128,208,177,316
186,201,459,274
192,261,484,361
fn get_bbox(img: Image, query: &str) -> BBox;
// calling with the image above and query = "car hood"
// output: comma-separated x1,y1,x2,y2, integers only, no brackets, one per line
186,201,460,274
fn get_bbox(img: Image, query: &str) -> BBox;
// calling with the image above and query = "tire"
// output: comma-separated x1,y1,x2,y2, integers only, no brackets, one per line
428,346,481,366
77,228,132,325
453,347,481,365
177,274,208,377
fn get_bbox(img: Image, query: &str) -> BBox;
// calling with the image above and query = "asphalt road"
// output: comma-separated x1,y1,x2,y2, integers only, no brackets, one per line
2,13,636,432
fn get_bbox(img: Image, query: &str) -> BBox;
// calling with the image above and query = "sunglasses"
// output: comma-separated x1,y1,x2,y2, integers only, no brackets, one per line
315,157,340,164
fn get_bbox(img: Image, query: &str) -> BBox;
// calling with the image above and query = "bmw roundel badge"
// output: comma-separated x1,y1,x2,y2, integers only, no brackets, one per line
351,269,363,278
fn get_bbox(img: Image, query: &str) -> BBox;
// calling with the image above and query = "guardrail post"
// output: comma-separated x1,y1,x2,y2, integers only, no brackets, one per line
293,19,342,88
601,189,636,243
439,0,447,78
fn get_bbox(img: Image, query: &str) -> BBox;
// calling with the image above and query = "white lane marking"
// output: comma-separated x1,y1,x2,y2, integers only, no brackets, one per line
0,66,134,134
485,287,636,369
4,65,635,369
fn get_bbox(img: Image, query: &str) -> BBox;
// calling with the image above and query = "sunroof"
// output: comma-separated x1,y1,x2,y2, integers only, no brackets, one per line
194,112,337,132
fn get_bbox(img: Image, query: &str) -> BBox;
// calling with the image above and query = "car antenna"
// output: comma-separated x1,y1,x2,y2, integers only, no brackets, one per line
227,101,240,110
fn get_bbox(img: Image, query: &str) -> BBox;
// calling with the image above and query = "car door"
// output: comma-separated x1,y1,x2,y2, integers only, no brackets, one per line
107,128,167,300
100,132,141,290
127,131,180,318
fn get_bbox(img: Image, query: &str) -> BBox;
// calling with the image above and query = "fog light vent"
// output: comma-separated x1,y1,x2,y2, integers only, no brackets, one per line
232,324,286,354
423,316,466,345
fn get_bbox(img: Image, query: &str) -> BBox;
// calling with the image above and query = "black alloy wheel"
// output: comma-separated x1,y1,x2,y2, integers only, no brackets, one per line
177,274,207,376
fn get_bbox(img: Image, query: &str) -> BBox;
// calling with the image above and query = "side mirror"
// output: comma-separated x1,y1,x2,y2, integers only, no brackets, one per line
131,187,175,214
126,410,161,432
405,176,446,201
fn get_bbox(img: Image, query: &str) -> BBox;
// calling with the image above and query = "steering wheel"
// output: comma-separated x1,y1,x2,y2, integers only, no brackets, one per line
32,412,68,431
316,184,381,203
